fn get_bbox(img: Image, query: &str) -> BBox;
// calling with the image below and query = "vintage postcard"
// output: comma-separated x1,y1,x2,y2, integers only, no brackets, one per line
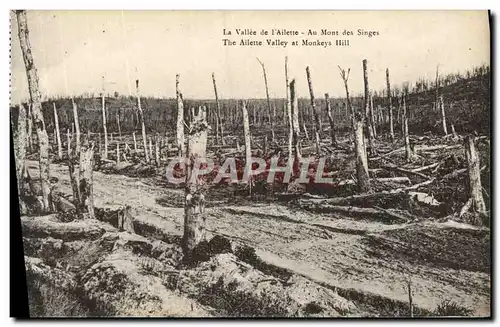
10,10,491,318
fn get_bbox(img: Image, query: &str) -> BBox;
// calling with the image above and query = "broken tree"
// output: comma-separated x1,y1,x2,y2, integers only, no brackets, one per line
339,65,370,193
78,139,95,219
176,74,186,156
53,102,62,160
212,72,224,145
386,68,395,142
242,100,252,194
402,93,412,163
17,10,51,211
101,77,108,160
285,57,293,165
183,106,210,258
325,93,336,146
439,95,448,136
72,98,81,155
306,66,321,154
136,79,149,163
462,135,487,224
290,79,302,163
363,59,375,154
257,58,275,143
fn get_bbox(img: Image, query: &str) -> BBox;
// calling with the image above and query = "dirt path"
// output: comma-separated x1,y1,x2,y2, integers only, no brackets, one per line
29,160,490,316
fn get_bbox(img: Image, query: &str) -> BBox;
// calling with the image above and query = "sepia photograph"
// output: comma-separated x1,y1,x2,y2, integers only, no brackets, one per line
9,10,491,318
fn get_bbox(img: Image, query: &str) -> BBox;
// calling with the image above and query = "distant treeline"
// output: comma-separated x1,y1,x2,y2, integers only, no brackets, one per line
11,69,490,138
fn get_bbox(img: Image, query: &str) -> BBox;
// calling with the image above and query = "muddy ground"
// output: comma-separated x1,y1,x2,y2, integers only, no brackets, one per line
22,133,491,317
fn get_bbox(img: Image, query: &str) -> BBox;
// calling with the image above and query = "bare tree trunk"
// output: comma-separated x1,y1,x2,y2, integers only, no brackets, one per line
67,129,72,159
257,59,275,143
116,139,120,164
386,68,395,142
136,79,149,163
27,103,33,152
242,101,252,194
52,103,62,160
176,74,186,156
252,103,257,126
363,60,375,154
101,83,108,160
67,130,81,214
132,131,137,153
451,124,457,139
325,93,336,146
370,92,377,138
14,102,27,194
435,66,440,112
183,106,209,258
149,137,153,161
79,140,95,219
290,79,302,162
16,10,50,211
285,57,293,165
464,135,487,221
116,111,122,138
402,93,412,163
440,95,448,135
97,132,101,156
154,134,160,167
212,73,224,145
354,120,371,192
306,66,321,154
302,121,309,140
339,66,370,193
71,98,81,155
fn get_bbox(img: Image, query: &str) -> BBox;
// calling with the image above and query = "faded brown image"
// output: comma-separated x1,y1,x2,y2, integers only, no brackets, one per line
10,10,491,318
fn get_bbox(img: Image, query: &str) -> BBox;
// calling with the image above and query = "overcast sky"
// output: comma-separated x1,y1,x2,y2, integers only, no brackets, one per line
10,10,490,103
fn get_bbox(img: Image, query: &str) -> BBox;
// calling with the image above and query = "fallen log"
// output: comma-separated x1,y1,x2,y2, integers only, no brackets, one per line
296,185,440,208
338,177,411,186
442,165,486,180
369,146,404,161
415,144,462,152
382,164,431,180
410,162,439,173
296,203,408,223
21,215,109,241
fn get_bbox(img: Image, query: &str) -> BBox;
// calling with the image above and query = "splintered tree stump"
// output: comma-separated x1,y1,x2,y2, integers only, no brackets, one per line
339,65,371,193
118,205,135,233
183,106,209,258
363,59,375,154
79,141,95,219
463,135,487,223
